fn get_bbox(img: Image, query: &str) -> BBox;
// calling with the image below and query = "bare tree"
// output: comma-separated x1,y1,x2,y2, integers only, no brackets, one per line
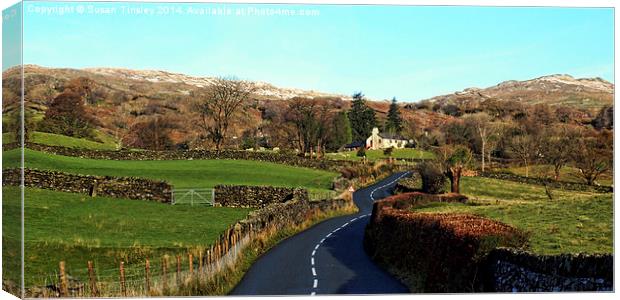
540,125,579,181
465,112,497,172
285,97,332,157
572,132,613,185
508,134,539,177
194,78,255,151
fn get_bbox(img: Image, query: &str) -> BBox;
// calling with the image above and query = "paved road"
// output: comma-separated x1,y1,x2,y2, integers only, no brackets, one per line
231,172,411,295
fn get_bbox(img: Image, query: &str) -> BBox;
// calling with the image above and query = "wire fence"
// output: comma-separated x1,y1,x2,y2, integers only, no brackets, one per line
25,227,253,298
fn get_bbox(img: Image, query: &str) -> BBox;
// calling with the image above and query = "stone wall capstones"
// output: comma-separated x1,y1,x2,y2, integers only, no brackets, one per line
214,184,309,208
3,168,172,203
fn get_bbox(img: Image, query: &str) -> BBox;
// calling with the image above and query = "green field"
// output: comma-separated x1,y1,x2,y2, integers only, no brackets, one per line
4,149,338,191
415,176,613,255
2,146,339,289
2,186,252,287
2,131,118,150
499,164,613,186
326,148,435,161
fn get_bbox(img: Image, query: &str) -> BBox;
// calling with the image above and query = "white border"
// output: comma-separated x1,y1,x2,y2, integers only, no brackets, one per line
0,1,617,300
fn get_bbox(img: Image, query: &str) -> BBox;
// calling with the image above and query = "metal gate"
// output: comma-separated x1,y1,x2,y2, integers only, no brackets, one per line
171,188,215,206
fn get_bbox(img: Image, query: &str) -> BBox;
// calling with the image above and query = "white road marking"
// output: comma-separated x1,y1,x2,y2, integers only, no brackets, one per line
308,172,410,295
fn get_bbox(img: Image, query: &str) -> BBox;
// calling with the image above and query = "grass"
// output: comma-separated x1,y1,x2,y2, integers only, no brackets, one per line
326,148,435,161
499,164,613,186
2,186,252,287
3,149,338,191
2,131,118,150
415,176,613,255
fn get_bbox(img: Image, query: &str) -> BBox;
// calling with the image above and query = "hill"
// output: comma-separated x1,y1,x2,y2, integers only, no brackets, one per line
419,74,613,112
2,65,612,149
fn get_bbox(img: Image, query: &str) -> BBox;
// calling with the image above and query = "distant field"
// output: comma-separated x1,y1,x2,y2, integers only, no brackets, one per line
326,148,435,161
2,186,252,286
2,131,118,150
499,164,613,186
4,149,338,192
416,176,613,255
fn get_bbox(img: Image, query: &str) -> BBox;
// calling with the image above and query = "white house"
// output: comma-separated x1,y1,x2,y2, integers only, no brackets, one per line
365,127,409,150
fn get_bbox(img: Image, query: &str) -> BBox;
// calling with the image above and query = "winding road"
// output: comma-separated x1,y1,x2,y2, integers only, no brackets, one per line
231,172,411,295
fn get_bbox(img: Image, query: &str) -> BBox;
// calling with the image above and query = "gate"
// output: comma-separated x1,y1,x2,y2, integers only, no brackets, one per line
171,188,215,206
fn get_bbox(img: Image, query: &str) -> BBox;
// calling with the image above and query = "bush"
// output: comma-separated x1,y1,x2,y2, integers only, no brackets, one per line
356,146,366,157
416,162,446,194
365,192,528,292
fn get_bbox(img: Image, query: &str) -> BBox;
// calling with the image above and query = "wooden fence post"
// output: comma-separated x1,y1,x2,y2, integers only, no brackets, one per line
198,251,203,275
119,261,126,297
176,255,181,284
188,253,193,276
59,261,69,297
162,256,168,291
87,261,98,297
145,258,151,294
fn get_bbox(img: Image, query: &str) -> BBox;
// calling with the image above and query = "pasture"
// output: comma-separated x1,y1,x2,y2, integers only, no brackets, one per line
2,186,252,287
3,149,338,192
2,131,118,150
326,148,435,161
415,176,613,255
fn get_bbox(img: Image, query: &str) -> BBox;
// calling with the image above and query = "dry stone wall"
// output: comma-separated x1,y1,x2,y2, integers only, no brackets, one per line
214,185,309,208
3,168,172,203
484,248,613,292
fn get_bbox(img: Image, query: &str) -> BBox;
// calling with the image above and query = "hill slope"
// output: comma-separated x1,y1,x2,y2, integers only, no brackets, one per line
420,74,613,112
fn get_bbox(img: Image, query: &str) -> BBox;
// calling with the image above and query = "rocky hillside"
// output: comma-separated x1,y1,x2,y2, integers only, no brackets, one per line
420,74,613,112
2,65,613,148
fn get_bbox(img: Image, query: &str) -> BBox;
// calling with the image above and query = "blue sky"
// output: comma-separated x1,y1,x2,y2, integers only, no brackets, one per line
12,2,616,101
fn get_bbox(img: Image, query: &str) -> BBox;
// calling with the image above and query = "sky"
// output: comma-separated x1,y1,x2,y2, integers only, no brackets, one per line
6,1,616,101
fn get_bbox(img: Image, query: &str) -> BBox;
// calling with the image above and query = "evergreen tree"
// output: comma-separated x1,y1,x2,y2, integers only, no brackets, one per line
385,97,403,134
348,92,377,141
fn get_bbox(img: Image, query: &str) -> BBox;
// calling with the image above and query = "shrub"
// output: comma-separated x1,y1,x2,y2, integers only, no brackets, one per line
383,147,394,157
416,162,446,194
365,192,528,292
356,146,366,157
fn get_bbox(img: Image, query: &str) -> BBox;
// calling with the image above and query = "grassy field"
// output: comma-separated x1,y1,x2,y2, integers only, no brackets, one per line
326,148,435,161
3,149,338,191
499,164,613,186
415,176,613,255
2,186,252,287
2,131,118,150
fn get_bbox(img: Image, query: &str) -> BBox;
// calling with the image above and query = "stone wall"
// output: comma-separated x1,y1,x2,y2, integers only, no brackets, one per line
3,168,172,203
214,185,309,208
479,171,613,193
9,142,355,172
483,248,613,292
